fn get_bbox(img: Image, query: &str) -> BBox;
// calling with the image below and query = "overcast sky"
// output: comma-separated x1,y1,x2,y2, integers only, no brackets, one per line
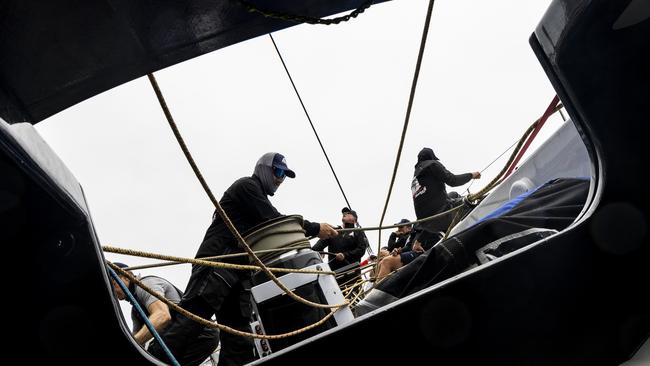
35,0,564,324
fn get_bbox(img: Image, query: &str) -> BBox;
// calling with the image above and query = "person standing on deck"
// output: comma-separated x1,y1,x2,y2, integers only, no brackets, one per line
148,152,338,366
312,207,367,271
376,148,481,280
411,147,481,244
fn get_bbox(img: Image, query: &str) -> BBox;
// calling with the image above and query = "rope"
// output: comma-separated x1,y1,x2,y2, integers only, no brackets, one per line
103,245,333,275
342,278,367,305
269,34,353,209
108,262,341,340
271,34,376,258
464,139,519,195
442,206,463,240
466,126,533,201
343,278,366,294
377,0,437,253
502,96,560,179
122,245,311,271
147,73,347,309
342,277,368,307
338,204,462,234
437,98,563,236
466,99,563,203
335,262,377,281
464,102,564,198
363,263,395,287
107,266,181,366
237,0,374,25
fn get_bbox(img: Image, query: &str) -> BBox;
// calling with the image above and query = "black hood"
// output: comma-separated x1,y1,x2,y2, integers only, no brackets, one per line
417,148,438,163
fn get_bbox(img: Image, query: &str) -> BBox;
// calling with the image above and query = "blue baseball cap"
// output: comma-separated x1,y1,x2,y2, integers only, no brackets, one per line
394,218,411,226
272,153,296,178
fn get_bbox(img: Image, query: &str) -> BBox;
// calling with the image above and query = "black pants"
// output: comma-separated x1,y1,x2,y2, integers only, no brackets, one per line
151,266,254,366
416,192,466,236
148,323,218,366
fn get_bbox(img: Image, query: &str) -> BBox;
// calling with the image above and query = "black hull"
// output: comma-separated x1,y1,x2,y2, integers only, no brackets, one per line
1,0,648,364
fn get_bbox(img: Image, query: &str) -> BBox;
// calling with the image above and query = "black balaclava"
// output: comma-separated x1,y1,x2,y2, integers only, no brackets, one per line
254,152,283,196
417,147,438,163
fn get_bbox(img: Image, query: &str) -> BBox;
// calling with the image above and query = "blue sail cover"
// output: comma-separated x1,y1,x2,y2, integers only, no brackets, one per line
0,0,388,124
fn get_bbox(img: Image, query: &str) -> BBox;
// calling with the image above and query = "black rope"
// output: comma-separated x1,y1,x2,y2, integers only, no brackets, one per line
377,0,436,252
269,34,353,210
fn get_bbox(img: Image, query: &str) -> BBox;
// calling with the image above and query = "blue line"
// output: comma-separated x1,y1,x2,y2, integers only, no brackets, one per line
108,266,181,366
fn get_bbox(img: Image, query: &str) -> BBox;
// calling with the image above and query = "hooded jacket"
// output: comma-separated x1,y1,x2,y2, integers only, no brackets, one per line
312,229,368,271
411,147,473,220
195,175,320,259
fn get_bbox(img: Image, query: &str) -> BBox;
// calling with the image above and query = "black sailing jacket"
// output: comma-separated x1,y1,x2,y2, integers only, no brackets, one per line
312,230,367,271
411,160,473,220
196,175,320,259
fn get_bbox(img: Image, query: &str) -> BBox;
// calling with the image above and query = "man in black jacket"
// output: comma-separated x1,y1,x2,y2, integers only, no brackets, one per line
387,218,413,252
376,148,481,280
149,152,338,366
312,207,367,271
411,147,481,235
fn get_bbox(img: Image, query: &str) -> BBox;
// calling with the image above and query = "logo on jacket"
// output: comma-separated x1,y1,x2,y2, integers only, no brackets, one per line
412,177,426,198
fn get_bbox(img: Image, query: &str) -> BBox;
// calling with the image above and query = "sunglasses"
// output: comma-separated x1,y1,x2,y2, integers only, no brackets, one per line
273,167,286,179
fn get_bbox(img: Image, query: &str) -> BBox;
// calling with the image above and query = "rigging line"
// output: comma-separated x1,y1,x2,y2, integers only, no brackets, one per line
465,101,565,195
502,95,560,179
269,33,353,210
465,138,519,195
465,98,564,203
337,204,461,233
377,0,437,253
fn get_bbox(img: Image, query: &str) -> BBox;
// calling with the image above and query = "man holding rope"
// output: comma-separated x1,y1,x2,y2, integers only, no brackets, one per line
149,152,338,366
377,148,481,279
312,207,367,271
411,147,481,242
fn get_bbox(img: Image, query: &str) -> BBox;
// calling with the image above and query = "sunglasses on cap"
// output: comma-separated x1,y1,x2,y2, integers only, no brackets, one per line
273,167,286,179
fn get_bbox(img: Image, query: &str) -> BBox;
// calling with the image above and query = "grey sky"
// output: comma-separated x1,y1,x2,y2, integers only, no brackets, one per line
35,0,563,326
